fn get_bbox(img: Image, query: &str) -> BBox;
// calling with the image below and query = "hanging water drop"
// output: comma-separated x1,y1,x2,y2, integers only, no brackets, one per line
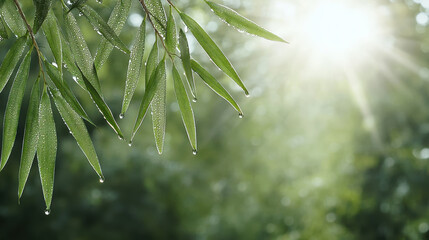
44,209,51,215
192,149,197,155
128,141,132,147
52,62,58,68
192,98,197,103
239,113,244,119
96,0,102,3
99,177,105,183
245,92,250,98
119,113,124,119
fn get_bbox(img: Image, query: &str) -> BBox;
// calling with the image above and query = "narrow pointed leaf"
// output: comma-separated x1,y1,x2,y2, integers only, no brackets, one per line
33,0,52,33
121,17,146,115
94,0,131,68
191,60,242,114
0,37,27,94
145,40,158,86
180,12,249,95
172,65,197,151
64,11,101,93
18,77,40,199
205,1,287,43
0,49,32,171
50,88,104,180
45,61,94,125
67,0,87,13
178,29,196,98
42,10,62,77
60,33,84,88
37,86,57,212
165,8,177,54
1,0,26,37
132,58,166,141
0,16,8,40
78,66,124,140
79,5,130,54
151,62,167,154
145,0,167,38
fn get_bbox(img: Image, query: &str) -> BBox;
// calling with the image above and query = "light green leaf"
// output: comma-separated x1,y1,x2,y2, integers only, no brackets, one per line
205,1,287,43
151,60,167,154
78,66,125,140
0,36,27,94
0,49,32,171
37,85,57,213
79,5,130,54
178,29,196,98
180,12,249,95
33,0,52,33
172,65,197,151
131,57,166,141
191,59,242,114
145,0,167,38
0,0,26,37
43,10,62,77
165,7,177,54
145,40,158,86
18,77,41,200
64,10,101,93
121,16,146,115
45,61,94,125
94,0,131,69
50,87,104,181
0,15,8,40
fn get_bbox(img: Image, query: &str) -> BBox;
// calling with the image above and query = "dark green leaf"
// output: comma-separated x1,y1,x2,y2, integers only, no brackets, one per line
33,0,52,33
42,10,62,77
145,40,158,86
151,61,167,154
178,29,196,98
0,36,27,94
165,7,177,54
60,33,84,88
1,0,26,37
180,12,249,95
67,0,87,13
145,0,167,38
0,15,8,40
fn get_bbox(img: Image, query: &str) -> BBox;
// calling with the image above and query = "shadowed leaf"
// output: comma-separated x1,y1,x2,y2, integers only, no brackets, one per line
0,37,27,94
33,0,52,33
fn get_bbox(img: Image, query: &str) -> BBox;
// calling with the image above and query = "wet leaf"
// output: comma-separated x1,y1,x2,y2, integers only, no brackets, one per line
42,10,62,77
79,4,130,54
0,49,32,171
67,0,87,13
0,36,27,94
205,1,287,43
191,59,242,114
145,0,167,38
1,0,27,37
37,85,57,212
33,0,52,33
59,33,84,88
131,57,166,141
165,7,177,54
121,16,146,115
151,60,167,154
145,40,158,86
18,77,40,200
50,88,104,181
178,29,196,98
0,15,8,40
94,0,131,68
180,12,249,95
172,65,197,151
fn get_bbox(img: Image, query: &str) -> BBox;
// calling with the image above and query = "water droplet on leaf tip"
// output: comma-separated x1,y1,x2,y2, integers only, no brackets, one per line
192,149,197,155
128,141,132,147
44,209,51,215
99,178,104,183
119,113,124,119
245,92,250,98
192,98,197,103
239,113,244,119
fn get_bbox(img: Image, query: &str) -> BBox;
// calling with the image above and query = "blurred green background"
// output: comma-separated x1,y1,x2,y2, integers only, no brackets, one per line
2,0,429,239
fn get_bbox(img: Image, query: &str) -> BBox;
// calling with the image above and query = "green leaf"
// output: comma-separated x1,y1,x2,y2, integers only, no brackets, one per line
67,0,87,13
165,7,177,54
145,40,158,86
191,59,242,114
180,12,249,95
37,85,57,213
79,5,130,54
0,15,9,40
0,0,27,37
131,57,166,141
64,10,101,93
94,0,131,69
205,1,287,43
0,49,32,171
151,60,167,154
42,10,62,77
172,65,197,151
45,61,94,125
121,16,146,115
178,29,196,98
78,66,125,140
145,0,167,38
50,87,104,181
60,33,84,88
18,77,40,200
33,0,52,34
0,36,27,94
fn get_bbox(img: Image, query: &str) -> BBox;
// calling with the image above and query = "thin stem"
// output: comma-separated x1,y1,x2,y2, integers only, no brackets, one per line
13,0,46,82
166,0,180,13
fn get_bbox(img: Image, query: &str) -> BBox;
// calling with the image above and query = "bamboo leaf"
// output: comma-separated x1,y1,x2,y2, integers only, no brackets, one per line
42,10,62,77
79,5,130,54
180,12,249,95
78,66,125,140
33,0,52,34
151,61,167,154
145,0,167,38
67,0,87,13
18,77,40,200
178,29,196,98
45,61,94,125
205,1,287,43
64,10,101,93
145,40,158,86
50,87,104,181
0,49,32,171
0,15,8,40
191,59,242,114
165,7,177,54
94,0,131,69
0,0,27,37
37,85,57,213
172,65,197,151
131,57,166,141
121,16,146,115
60,33,84,88
0,36,27,94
